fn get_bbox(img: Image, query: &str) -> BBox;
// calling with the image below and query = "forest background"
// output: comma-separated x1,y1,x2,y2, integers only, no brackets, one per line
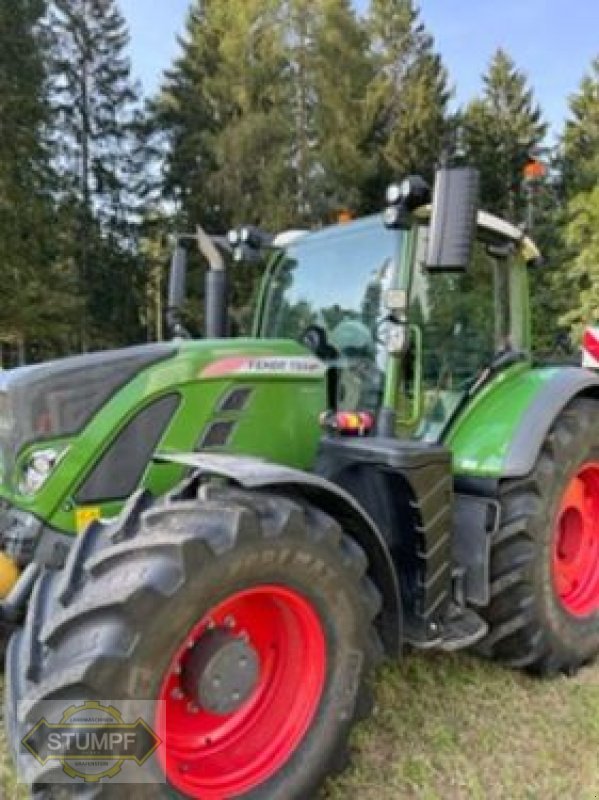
1,0,598,364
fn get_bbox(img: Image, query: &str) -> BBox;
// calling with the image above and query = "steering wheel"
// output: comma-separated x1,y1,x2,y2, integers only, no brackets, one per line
299,325,340,409
299,324,339,361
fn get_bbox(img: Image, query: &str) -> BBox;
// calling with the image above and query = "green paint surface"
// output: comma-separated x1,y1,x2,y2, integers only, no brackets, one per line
2,338,326,534
445,363,562,476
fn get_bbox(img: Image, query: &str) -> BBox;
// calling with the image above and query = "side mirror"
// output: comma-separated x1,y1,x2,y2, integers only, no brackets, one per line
426,166,479,272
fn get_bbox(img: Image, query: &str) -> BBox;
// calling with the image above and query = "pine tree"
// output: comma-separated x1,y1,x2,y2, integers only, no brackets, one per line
559,185,599,341
150,3,216,230
562,56,599,196
528,180,571,354
557,58,599,345
460,49,547,221
49,0,144,348
152,0,296,337
207,0,295,230
154,0,293,232
285,0,373,221
364,0,450,206
313,0,373,215
0,0,79,364
155,0,375,230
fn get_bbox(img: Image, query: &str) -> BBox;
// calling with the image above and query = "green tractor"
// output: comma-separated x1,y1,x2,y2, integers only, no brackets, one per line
2,167,599,798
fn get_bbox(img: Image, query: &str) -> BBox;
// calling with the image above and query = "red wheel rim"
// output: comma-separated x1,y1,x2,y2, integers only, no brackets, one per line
552,462,599,617
155,585,326,798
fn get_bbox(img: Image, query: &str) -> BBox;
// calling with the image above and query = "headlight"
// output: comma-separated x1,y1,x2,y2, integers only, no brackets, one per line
18,447,68,496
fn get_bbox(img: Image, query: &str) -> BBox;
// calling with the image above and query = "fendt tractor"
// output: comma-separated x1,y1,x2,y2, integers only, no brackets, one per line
1,167,599,799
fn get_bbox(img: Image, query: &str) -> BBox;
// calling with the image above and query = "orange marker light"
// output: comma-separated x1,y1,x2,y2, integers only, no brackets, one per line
320,411,375,436
523,160,547,181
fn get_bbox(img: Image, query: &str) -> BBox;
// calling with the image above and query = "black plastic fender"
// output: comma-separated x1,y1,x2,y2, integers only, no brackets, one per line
503,367,599,477
156,452,402,655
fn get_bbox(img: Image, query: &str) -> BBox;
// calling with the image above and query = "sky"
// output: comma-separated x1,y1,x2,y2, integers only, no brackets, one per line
120,0,599,142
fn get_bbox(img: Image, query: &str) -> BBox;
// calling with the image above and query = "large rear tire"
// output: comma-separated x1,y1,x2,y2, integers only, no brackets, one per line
479,398,599,674
6,483,383,798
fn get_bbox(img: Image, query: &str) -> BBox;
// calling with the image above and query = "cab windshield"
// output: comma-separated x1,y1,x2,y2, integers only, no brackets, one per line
260,216,401,412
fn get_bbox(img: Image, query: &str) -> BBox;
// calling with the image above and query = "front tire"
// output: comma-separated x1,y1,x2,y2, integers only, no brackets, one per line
6,482,382,799
479,398,599,674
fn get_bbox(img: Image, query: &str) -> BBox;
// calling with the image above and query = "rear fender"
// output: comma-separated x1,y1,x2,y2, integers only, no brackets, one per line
447,366,599,478
156,452,402,655
503,368,599,477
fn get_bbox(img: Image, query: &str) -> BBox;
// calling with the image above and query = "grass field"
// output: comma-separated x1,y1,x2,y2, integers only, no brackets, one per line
1,652,598,800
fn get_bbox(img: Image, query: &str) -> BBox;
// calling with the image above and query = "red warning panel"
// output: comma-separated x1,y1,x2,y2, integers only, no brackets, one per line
582,327,599,368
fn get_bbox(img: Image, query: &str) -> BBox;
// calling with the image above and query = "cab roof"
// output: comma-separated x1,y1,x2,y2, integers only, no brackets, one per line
274,209,541,264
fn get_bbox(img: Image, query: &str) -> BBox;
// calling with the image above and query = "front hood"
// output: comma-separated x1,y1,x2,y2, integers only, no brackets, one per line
0,337,327,525
0,344,177,471
0,337,324,475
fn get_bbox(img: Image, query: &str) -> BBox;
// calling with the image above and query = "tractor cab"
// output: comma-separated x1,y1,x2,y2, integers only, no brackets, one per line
243,171,543,649
254,186,539,446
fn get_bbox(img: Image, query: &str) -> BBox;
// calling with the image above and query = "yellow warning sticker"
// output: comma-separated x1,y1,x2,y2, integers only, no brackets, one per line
75,506,102,533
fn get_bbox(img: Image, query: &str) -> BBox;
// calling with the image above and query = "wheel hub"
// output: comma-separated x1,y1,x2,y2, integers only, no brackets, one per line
156,585,327,798
183,628,260,715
